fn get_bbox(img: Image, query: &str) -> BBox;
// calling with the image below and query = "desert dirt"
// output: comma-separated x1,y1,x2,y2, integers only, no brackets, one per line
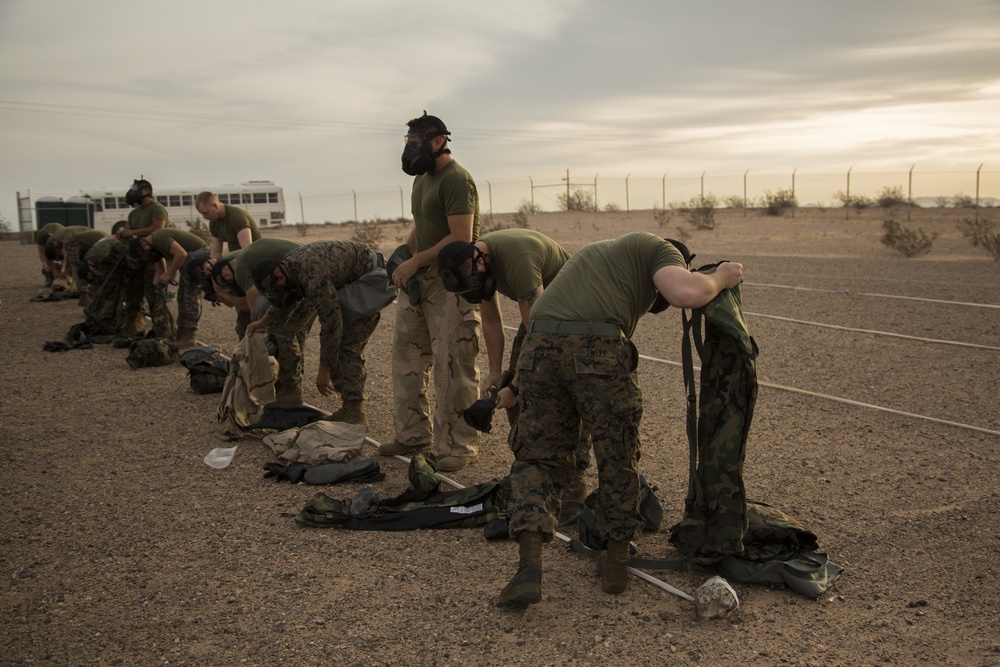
2,206,999,667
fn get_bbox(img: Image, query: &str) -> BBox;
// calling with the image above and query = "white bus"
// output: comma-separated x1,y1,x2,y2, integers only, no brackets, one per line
76,180,285,235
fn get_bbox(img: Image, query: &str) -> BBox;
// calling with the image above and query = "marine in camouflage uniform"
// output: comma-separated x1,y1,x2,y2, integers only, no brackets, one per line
218,238,304,398
141,228,210,346
34,222,65,286
118,182,173,338
252,241,388,424
385,112,482,473
60,228,108,306
80,236,133,334
499,231,744,605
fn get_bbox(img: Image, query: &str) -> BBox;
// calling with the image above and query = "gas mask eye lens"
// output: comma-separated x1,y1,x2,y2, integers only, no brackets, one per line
404,134,424,149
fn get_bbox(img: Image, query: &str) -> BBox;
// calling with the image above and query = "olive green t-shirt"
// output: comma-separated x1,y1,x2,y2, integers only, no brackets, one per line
529,231,685,339
482,229,570,301
209,204,261,251
35,222,64,245
127,201,170,230
52,225,91,243
149,228,207,261
232,238,302,292
411,160,480,252
70,229,108,247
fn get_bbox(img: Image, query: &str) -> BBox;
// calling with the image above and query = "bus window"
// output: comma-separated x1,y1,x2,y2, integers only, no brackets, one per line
157,196,169,205
242,194,252,204
118,197,130,208
217,194,228,204
169,195,181,207
253,193,266,204
182,195,192,206
268,192,279,203
105,198,117,210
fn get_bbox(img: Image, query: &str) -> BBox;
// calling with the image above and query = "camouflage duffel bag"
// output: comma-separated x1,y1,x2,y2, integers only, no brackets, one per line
179,346,229,394
126,338,179,369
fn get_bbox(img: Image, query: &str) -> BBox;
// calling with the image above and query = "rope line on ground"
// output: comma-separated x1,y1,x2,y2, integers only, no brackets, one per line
744,282,1000,310
743,311,1000,351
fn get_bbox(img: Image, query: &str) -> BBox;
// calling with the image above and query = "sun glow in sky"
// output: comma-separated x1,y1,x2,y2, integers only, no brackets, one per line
1,0,998,224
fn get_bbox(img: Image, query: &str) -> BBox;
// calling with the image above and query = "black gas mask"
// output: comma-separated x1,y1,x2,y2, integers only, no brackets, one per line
125,177,152,207
260,265,301,310
439,243,496,304
129,237,161,265
211,259,246,298
401,111,451,176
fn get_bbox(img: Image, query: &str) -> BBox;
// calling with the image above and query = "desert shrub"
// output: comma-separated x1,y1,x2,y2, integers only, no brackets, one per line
676,194,717,231
351,220,385,247
881,218,936,257
834,191,874,212
603,202,622,212
512,199,538,229
481,214,513,235
184,218,212,242
760,188,797,216
951,192,975,208
671,225,692,244
957,215,1000,260
722,194,747,210
558,187,597,212
294,222,309,237
652,205,672,228
0,215,11,233
876,185,907,208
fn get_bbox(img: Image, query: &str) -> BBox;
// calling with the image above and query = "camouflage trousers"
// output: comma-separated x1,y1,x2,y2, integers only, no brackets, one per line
174,267,203,330
508,330,643,542
391,266,481,459
328,311,380,402
84,268,129,334
269,299,317,390
125,263,175,338
505,322,592,471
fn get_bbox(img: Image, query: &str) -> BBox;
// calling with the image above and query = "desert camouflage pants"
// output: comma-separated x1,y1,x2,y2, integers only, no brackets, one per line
391,265,481,459
508,330,643,542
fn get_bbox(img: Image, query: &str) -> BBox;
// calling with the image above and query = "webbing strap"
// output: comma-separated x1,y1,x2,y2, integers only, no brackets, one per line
681,309,704,510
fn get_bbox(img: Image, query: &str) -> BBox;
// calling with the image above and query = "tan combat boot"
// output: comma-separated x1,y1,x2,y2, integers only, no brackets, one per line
273,381,304,407
596,539,630,594
174,326,200,350
329,400,368,427
120,315,145,337
499,531,544,605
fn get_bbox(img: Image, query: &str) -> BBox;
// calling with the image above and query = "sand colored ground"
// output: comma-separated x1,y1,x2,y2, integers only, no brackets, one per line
2,207,998,666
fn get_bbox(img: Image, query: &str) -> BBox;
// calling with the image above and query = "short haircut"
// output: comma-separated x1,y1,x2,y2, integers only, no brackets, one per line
195,191,218,207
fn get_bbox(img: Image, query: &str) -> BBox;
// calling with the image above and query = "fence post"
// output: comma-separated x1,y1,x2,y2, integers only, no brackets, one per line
700,172,705,201
487,181,493,218
594,174,599,211
399,186,404,220
976,163,983,225
743,170,748,218
845,167,852,221
625,173,630,213
662,173,667,210
908,164,914,222
298,192,305,224
791,168,797,220
529,177,535,213
565,169,570,209
352,189,357,222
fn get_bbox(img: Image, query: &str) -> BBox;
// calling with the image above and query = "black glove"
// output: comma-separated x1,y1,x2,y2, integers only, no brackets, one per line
262,462,306,483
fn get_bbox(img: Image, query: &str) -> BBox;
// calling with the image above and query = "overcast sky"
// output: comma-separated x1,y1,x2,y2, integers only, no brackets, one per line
2,0,998,225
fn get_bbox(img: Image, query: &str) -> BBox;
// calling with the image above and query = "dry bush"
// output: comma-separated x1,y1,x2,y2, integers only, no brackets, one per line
183,218,212,242
880,218,937,258
675,194,717,231
351,220,385,247
294,222,309,237
652,205,672,228
957,215,1000,261
558,187,597,212
511,200,538,229
876,185,907,208
760,188,797,216
722,194,747,210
